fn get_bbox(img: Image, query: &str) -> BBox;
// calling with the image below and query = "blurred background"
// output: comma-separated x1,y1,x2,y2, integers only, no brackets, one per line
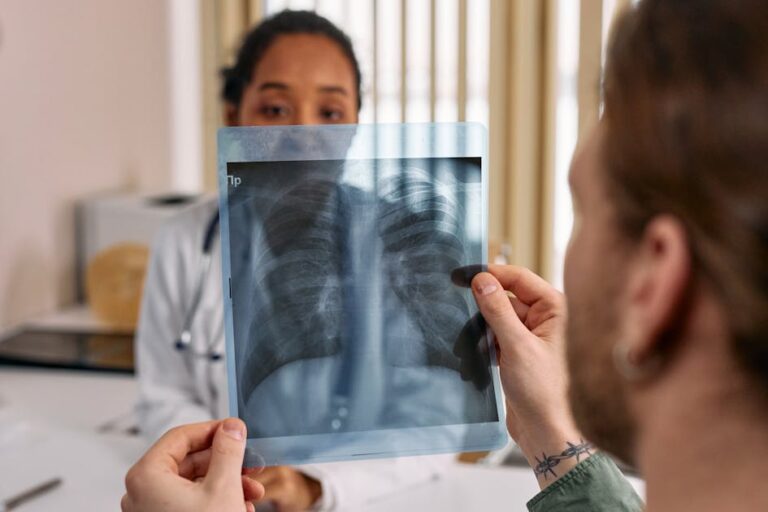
0,0,636,334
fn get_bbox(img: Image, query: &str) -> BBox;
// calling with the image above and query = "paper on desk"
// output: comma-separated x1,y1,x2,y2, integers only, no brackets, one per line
0,413,144,511
0,411,43,452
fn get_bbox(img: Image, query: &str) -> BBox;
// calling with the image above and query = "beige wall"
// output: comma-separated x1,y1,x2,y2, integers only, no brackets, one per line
0,0,173,329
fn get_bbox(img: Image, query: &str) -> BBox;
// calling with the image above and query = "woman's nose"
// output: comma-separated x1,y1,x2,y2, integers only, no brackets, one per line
293,105,317,126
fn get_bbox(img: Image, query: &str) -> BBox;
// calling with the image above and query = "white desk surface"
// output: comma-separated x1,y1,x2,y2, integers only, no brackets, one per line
24,304,133,334
0,367,641,511
0,368,144,511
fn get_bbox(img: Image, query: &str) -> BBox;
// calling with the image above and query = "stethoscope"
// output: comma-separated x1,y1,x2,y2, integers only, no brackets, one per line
174,210,223,362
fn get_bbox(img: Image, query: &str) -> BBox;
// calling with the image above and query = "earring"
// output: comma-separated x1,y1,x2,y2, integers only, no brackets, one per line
612,341,660,382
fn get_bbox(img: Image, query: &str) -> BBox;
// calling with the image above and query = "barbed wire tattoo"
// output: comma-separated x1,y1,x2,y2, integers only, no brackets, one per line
533,439,593,480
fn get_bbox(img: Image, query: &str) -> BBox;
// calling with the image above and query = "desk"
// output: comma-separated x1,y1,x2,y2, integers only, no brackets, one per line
0,368,144,511
0,367,643,511
364,464,542,512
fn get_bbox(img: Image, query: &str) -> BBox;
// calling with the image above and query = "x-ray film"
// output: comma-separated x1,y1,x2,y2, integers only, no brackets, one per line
218,123,507,466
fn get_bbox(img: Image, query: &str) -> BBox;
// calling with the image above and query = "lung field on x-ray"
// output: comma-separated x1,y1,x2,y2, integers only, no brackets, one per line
227,157,483,417
228,161,346,403
377,164,475,371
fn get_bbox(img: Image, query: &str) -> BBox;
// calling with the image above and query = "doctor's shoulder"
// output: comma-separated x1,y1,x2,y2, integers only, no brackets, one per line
150,196,219,261
142,197,220,294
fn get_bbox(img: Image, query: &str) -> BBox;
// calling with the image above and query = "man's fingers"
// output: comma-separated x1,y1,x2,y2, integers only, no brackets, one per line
242,475,266,502
248,467,304,506
141,421,221,473
455,264,562,315
471,272,529,340
177,448,213,480
508,295,531,323
260,482,289,504
242,465,264,476
487,265,562,310
203,418,247,490
247,465,288,486
178,446,261,482
120,493,133,512
450,264,488,287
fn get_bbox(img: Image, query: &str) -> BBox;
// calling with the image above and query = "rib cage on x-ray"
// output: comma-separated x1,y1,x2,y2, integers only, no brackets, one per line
229,158,482,414
238,166,346,402
377,166,473,371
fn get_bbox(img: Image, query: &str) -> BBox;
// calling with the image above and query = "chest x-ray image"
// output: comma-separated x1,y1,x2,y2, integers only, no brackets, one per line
218,124,507,466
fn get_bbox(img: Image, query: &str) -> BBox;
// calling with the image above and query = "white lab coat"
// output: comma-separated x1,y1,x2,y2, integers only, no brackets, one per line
135,197,452,510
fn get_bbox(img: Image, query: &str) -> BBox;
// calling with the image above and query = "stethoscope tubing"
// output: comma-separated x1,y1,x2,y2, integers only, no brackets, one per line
174,210,222,362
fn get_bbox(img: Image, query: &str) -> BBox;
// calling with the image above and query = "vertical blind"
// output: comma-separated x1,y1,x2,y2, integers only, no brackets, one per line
550,0,635,287
264,0,490,127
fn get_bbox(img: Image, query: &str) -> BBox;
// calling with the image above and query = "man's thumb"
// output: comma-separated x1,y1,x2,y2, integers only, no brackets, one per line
204,418,247,489
471,272,527,339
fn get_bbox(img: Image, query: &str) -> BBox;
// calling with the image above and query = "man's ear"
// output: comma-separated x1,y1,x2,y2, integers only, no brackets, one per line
224,103,239,126
623,215,692,362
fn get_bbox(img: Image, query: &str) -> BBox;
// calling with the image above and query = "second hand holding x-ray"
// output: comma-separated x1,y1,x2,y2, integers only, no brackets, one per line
218,123,507,467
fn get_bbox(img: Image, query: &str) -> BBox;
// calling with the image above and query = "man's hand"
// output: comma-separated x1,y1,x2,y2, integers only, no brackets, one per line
246,466,322,512
121,419,265,512
471,265,591,488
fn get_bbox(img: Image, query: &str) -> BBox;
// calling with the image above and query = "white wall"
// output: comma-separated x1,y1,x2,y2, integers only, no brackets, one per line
0,0,173,329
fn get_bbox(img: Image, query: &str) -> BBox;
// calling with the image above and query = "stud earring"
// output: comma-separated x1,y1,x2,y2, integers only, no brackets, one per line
612,341,661,382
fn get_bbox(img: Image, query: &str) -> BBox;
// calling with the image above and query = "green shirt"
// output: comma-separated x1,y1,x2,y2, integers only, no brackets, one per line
527,452,644,512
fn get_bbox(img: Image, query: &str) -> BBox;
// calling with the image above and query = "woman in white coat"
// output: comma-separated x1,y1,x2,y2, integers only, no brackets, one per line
135,10,450,511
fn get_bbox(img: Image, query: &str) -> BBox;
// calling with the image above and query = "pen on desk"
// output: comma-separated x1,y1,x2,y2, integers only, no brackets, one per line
0,477,62,512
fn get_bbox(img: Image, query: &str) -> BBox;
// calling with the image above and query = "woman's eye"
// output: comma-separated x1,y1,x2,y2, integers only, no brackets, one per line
320,109,344,122
261,105,290,118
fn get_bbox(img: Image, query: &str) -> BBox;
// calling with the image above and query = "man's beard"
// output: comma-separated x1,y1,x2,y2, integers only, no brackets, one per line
566,278,637,465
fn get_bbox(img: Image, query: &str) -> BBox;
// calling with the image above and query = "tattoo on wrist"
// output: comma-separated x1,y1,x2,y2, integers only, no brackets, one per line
532,439,593,480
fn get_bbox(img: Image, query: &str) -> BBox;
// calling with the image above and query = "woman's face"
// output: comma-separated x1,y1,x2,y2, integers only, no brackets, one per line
228,33,359,127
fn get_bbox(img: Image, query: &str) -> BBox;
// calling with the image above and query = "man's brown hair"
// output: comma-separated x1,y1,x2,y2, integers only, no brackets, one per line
602,0,768,394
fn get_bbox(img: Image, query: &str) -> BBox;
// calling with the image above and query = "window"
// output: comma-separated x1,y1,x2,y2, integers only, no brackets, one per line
264,0,490,126
550,0,635,289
